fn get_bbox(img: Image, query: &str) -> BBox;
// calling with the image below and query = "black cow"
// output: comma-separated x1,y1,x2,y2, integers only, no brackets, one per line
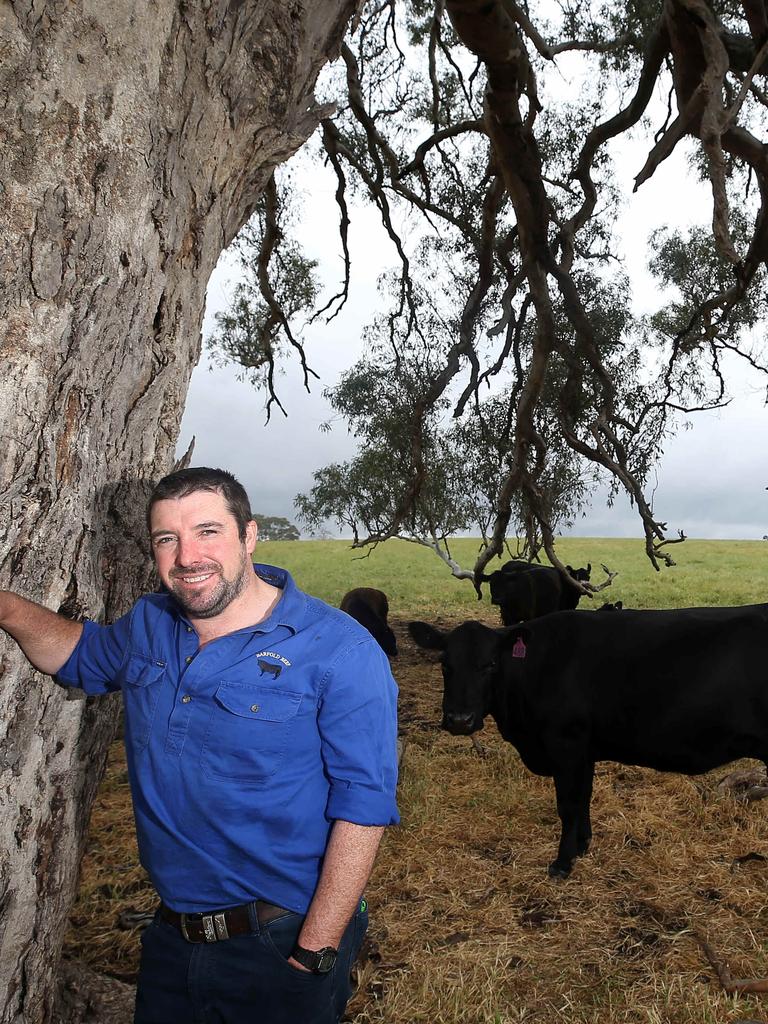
560,564,592,611
482,561,591,625
408,605,768,879
340,587,398,657
598,600,623,611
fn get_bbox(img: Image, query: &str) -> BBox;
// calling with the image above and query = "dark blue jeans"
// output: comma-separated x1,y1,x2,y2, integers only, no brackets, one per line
134,902,368,1024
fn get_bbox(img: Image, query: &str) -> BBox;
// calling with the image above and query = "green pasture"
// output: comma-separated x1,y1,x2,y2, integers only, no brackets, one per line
253,536,768,619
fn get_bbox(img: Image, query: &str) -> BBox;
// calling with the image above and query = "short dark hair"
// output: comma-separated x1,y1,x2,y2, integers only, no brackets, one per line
147,467,253,541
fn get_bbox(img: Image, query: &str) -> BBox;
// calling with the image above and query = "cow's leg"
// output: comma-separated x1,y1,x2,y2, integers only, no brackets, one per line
549,761,594,879
575,762,595,857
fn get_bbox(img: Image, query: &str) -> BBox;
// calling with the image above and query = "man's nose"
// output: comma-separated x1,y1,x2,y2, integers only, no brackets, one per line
175,536,200,566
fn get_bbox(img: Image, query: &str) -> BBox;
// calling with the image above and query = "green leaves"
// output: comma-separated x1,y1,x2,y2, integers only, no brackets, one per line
253,515,301,542
207,175,319,415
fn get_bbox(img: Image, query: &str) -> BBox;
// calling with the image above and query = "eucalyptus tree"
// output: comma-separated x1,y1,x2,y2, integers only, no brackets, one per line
215,0,768,580
0,2,357,1019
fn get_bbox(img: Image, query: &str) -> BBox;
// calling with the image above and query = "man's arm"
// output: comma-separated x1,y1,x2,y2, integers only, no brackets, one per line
0,591,83,675
289,820,384,970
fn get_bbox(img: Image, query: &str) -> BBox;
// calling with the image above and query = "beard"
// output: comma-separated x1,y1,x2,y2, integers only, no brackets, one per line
168,548,252,619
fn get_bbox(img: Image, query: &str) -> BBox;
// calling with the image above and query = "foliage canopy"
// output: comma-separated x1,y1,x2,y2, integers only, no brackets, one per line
254,515,301,542
211,0,768,581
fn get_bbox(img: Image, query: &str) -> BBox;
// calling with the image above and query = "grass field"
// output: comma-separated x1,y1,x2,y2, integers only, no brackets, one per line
252,535,768,614
64,537,768,1023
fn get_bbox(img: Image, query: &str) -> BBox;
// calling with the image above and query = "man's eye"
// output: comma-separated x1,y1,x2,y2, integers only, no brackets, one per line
201,529,218,536
154,537,174,546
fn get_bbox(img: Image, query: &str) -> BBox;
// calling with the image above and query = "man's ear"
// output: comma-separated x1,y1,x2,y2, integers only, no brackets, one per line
245,519,258,554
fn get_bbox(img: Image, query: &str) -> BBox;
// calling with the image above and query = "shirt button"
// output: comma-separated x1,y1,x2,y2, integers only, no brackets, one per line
185,656,193,664
181,694,192,704
250,704,260,713
186,626,193,634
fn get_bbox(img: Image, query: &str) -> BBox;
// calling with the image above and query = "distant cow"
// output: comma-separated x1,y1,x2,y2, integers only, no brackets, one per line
598,600,623,611
481,561,592,625
559,564,592,611
409,605,768,878
340,587,398,657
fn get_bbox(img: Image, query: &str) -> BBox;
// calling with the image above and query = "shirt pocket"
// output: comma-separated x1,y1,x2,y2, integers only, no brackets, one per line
200,683,302,784
119,652,167,752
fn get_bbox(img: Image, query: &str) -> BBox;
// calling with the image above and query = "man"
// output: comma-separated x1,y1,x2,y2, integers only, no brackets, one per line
0,467,400,1024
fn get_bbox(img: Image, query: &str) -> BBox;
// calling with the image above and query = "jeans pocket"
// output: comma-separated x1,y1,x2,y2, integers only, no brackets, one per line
261,912,329,983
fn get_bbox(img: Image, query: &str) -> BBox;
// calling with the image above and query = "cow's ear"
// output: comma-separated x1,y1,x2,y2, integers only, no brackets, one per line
615,600,623,610
501,625,532,649
565,564,574,574
586,563,592,574
408,621,446,651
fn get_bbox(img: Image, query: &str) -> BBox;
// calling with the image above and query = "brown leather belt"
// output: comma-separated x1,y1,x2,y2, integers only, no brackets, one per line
160,900,291,943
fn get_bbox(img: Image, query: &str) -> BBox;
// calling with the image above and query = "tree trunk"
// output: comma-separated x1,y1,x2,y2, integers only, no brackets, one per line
0,2,356,1019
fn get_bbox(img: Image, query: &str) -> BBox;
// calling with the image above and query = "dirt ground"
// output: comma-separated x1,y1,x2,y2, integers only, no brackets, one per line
64,615,768,1023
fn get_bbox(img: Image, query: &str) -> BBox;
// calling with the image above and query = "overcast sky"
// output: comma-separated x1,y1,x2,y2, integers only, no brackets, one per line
177,80,768,544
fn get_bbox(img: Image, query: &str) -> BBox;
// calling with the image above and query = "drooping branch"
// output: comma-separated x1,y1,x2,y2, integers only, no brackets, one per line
559,10,667,234
498,0,633,60
313,121,352,323
397,120,485,179
394,534,475,580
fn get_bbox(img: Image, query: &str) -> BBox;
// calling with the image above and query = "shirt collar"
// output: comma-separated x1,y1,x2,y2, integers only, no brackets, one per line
250,562,305,635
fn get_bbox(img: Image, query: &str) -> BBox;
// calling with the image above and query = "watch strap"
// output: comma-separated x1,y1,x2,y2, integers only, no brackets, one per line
291,943,338,974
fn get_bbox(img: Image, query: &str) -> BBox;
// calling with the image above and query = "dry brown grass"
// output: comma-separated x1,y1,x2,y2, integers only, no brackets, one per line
64,612,768,1023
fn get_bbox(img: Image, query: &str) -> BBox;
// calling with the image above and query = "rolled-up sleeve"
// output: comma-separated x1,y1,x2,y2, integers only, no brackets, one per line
55,614,131,695
319,638,400,826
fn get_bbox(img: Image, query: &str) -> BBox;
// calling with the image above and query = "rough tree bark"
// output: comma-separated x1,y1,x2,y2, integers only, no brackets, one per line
0,2,357,1020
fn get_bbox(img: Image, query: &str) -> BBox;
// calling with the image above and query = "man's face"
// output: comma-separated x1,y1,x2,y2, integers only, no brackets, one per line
149,489,257,619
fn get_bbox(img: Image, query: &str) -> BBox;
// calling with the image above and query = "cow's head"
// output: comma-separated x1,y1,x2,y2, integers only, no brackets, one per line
487,570,524,609
409,620,506,735
486,571,504,606
566,563,591,582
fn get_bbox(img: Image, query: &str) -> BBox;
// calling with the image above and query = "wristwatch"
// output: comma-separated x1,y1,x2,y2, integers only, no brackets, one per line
291,943,338,974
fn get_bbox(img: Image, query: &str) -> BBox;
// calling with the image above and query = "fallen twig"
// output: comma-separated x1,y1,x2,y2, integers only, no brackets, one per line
695,932,768,993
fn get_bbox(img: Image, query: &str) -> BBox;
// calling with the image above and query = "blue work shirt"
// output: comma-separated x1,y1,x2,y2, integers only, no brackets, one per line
56,564,400,914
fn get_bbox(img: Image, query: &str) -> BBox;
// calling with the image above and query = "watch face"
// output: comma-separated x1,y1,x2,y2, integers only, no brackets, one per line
316,948,337,974
293,943,338,974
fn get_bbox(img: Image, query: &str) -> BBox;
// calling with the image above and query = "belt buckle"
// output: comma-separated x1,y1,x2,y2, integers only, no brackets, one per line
180,912,229,943
199,914,217,942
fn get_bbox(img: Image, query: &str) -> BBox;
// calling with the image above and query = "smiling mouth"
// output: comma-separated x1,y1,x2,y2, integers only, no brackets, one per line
173,571,218,585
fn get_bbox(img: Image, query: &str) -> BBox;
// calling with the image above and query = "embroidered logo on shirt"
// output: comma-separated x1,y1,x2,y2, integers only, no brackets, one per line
256,655,290,679
255,651,291,667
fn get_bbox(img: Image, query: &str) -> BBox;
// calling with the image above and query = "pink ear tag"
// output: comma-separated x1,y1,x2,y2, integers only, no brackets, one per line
512,637,527,659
